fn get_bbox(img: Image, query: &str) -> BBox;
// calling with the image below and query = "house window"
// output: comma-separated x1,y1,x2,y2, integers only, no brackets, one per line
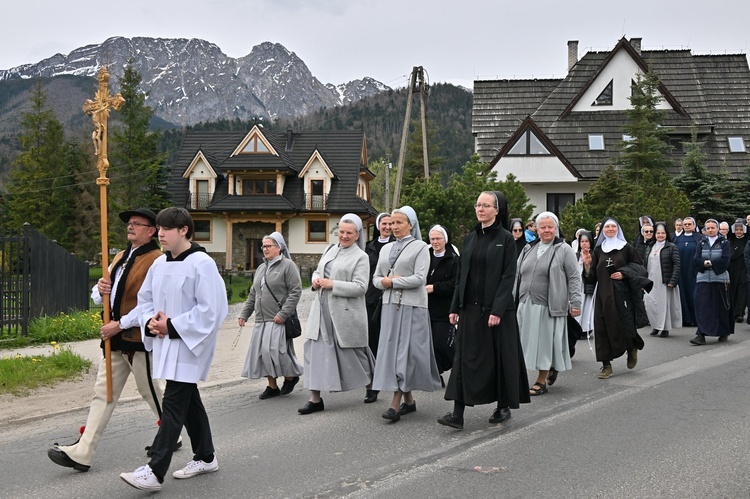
547,193,575,217
588,134,605,151
728,137,746,153
193,220,211,241
507,130,550,155
593,80,613,106
242,178,276,194
307,220,328,242
240,136,271,154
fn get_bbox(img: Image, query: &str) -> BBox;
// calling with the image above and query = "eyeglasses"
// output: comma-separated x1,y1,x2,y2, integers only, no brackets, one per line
643,230,653,234
474,203,495,209
512,229,523,233
127,221,153,228
261,245,278,249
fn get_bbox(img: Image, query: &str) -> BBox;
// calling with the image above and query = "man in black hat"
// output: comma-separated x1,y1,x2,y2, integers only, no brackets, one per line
48,208,179,471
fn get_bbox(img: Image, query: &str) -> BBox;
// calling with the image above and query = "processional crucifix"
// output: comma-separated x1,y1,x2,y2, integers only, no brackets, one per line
83,67,125,403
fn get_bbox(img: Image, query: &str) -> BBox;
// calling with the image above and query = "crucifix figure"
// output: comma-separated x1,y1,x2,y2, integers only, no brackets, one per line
83,67,125,183
605,257,614,268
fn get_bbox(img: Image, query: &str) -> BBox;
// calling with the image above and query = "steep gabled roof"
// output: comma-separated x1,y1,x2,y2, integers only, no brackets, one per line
474,39,750,180
167,128,377,216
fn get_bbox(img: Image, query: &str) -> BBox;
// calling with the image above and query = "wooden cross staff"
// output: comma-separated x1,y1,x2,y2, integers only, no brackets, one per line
83,67,125,403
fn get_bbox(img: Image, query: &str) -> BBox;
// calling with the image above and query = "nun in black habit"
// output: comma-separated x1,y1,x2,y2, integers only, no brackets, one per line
581,218,652,379
438,191,530,430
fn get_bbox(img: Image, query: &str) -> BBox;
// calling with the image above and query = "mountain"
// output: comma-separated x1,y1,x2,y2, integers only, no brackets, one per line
0,36,390,126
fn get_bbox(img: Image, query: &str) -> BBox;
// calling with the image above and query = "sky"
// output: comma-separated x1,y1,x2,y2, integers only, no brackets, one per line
2,0,749,90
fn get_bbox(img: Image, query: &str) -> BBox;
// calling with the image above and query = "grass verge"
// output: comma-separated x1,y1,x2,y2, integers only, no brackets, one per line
0,346,92,396
0,311,102,350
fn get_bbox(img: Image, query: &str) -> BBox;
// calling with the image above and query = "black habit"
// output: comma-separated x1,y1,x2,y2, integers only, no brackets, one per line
585,243,649,362
445,219,530,408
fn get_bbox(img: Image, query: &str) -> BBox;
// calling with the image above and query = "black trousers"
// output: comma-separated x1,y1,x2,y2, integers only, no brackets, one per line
148,380,214,481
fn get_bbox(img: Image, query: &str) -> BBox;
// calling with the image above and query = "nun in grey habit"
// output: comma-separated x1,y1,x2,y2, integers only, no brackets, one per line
298,214,376,415
372,206,442,422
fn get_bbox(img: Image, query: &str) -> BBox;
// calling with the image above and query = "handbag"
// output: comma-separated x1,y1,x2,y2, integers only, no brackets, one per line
264,276,301,339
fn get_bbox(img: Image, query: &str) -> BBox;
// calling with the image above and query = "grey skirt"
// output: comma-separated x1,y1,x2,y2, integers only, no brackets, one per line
241,321,303,379
517,300,572,372
303,293,375,392
372,303,441,392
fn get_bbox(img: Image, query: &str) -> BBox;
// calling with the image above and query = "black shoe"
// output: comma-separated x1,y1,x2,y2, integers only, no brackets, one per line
259,386,281,399
437,412,464,429
650,329,659,336
546,368,558,386
690,334,706,345
397,402,417,416
382,408,400,422
659,330,669,337
736,316,744,324
489,407,511,424
718,335,729,342
279,377,300,395
298,399,324,415
47,447,90,472
364,389,379,404
145,439,182,457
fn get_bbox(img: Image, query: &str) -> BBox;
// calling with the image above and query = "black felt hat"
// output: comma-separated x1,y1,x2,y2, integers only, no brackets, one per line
119,208,157,227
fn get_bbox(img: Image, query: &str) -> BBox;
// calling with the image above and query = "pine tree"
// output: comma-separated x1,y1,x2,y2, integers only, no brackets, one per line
5,80,69,242
673,128,737,221
617,70,673,182
109,60,169,240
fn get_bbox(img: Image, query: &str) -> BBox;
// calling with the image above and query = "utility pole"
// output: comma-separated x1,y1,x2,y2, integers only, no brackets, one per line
392,66,429,208
385,161,392,213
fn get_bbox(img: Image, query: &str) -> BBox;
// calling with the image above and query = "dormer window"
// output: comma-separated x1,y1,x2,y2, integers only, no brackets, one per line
728,137,746,153
240,136,271,154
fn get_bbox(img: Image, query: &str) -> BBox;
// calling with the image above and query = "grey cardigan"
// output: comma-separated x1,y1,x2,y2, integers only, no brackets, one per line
372,239,430,309
514,239,582,317
239,256,301,323
305,244,369,348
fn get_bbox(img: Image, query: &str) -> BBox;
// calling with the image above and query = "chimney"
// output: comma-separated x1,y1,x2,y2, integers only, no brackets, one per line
630,37,642,55
285,127,294,151
567,40,579,72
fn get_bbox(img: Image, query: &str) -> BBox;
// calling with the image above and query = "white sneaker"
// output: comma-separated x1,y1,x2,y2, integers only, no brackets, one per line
120,464,161,491
172,457,219,479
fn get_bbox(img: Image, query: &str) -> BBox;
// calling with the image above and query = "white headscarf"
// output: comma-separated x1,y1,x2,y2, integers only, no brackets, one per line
535,211,560,237
268,231,291,259
393,205,422,240
339,213,365,250
597,219,627,253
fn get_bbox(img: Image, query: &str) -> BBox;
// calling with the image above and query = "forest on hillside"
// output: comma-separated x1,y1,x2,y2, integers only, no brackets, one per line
160,83,475,175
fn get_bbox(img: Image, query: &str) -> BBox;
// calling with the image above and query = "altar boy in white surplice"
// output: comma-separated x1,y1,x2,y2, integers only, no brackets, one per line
120,207,228,492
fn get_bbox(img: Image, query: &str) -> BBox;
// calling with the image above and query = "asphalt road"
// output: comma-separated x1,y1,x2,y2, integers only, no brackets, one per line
2,326,749,498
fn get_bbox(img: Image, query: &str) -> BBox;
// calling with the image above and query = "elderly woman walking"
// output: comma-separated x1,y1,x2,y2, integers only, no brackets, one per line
515,212,582,395
643,222,682,337
426,224,459,384
372,206,442,422
298,214,376,414
691,219,733,345
239,232,303,399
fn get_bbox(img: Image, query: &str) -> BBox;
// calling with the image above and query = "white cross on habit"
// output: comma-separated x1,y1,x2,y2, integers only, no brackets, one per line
606,257,614,267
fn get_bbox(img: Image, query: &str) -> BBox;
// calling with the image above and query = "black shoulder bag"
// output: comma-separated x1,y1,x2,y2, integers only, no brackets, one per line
265,275,302,339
